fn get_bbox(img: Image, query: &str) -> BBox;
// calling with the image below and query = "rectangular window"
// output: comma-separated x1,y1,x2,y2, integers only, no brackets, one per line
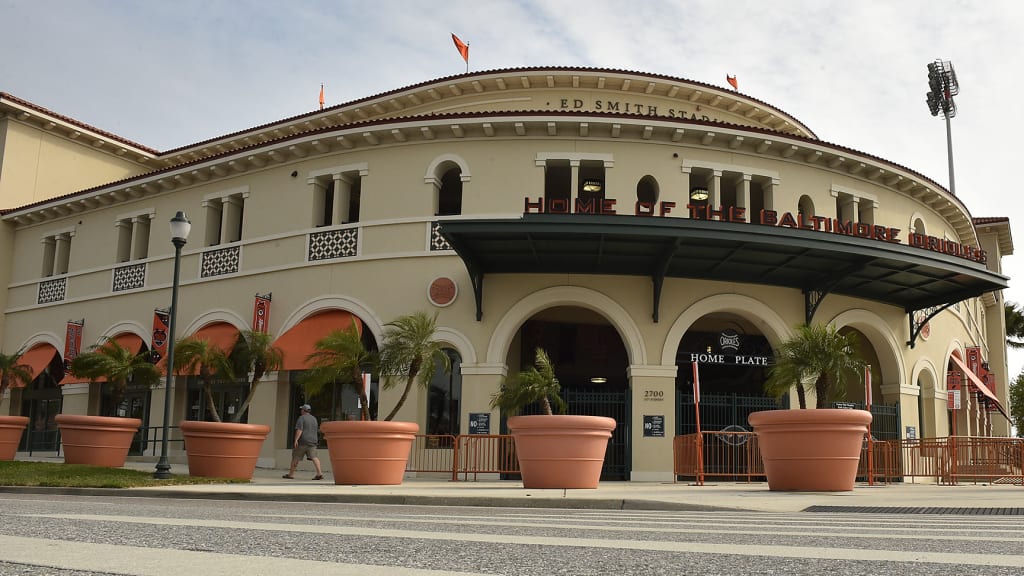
115,213,152,262
203,187,248,247
308,166,365,227
40,231,73,276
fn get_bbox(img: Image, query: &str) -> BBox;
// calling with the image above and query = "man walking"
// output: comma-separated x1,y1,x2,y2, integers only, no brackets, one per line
283,404,324,480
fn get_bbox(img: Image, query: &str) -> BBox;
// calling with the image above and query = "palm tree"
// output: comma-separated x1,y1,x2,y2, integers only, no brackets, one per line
301,324,376,421
173,336,235,423
377,311,450,422
763,323,864,409
1005,302,1024,350
0,351,33,398
490,347,567,416
69,340,162,415
229,330,284,423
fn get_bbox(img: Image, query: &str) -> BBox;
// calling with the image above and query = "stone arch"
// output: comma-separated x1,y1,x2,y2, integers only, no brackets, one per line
486,286,646,366
434,326,478,365
179,308,249,338
909,211,927,235
829,308,905,390
661,293,792,366
279,295,385,344
798,194,814,217
423,153,471,184
99,320,151,345
16,332,64,355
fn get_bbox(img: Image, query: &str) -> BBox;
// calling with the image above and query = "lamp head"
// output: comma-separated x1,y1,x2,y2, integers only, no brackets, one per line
689,187,709,202
169,211,191,244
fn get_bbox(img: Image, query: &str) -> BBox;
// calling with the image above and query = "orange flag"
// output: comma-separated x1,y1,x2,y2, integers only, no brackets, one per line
319,84,324,110
451,33,469,63
726,75,738,90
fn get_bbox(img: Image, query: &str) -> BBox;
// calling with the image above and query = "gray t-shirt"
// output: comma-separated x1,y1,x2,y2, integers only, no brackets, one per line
294,413,319,446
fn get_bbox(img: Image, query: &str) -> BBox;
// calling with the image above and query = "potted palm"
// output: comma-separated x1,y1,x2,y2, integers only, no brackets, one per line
490,347,616,489
62,339,162,467
304,311,448,485
749,323,872,491
0,351,33,460
174,329,280,479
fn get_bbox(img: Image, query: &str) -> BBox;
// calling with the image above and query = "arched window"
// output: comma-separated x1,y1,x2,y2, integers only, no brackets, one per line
427,348,462,437
636,175,659,214
798,195,815,218
437,167,463,216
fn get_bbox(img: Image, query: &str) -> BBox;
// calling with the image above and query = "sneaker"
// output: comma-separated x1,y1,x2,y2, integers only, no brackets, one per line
282,474,294,479
312,475,324,480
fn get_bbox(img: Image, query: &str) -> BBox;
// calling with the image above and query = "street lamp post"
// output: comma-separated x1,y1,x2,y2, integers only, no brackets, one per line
154,211,191,479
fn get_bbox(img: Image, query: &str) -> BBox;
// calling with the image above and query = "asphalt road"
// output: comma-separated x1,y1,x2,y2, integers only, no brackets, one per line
0,493,1022,575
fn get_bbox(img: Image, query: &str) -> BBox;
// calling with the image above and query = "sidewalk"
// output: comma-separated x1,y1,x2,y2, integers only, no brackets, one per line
35,458,1020,514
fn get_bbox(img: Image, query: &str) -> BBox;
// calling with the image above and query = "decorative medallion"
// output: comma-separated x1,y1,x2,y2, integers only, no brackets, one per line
428,277,457,307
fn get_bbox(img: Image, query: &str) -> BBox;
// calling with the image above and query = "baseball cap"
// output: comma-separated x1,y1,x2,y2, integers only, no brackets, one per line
300,404,312,411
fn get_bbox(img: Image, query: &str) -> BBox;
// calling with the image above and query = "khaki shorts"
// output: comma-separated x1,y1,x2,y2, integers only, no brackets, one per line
291,444,319,461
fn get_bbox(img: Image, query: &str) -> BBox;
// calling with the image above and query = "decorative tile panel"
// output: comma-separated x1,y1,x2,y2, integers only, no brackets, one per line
112,263,146,292
308,228,358,261
38,277,66,304
201,245,240,278
430,221,452,251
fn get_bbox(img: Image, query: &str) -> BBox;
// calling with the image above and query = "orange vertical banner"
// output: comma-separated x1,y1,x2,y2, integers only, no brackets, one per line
253,293,271,334
63,319,84,376
151,309,169,364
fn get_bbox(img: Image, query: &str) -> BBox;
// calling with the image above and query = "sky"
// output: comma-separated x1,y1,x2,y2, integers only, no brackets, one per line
3,0,1024,377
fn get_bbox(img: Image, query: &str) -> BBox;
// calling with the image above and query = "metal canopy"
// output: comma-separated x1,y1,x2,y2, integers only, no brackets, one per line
439,214,1007,328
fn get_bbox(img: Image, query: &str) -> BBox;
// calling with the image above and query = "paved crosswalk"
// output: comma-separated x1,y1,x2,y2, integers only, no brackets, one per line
1,496,1022,575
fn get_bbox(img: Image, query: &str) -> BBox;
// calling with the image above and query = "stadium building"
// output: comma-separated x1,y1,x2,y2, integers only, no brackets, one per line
0,67,1012,479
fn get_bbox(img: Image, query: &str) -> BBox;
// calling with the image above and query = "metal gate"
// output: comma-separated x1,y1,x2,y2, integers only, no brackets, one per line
676,393,783,436
564,388,629,480
832,401,902,441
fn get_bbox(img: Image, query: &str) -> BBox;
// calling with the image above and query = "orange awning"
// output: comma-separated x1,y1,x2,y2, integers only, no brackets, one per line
62,333,148,384
12,344,60,386
950,354,1010,421
274,310,362,370
167,322,241,376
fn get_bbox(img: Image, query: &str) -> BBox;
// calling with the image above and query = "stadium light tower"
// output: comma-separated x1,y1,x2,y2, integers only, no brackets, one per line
926,59,959,195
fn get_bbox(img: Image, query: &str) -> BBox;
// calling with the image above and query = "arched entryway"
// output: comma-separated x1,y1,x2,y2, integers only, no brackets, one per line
502,305,631,480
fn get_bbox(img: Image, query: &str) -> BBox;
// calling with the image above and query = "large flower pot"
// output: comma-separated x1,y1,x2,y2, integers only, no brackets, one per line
508,415,617,489
321,420,418,485
180,420,271,479
55,414,141,467
748,408,872,491
0,416,29,460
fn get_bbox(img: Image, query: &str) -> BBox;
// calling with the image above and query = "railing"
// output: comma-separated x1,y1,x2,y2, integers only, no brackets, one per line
131,425,186,457
672,433,1024,486
405,434,520,481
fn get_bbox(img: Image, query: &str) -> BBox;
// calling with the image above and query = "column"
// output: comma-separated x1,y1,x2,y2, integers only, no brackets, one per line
41,236,56,276
333,174,353,224
629,364,678,481
678,166,692,217
737,174,751,221
221,196,242,243
309,178,327,226
54,233,72,275
570,159,581,209
709,170,722,209
131,216,151,260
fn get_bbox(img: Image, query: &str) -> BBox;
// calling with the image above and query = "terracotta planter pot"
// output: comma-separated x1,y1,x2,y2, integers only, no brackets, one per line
321,420,418,485
748,408,872,491
0,416,29,460
508,415,617,489
55,414,141,468
179,420,271,479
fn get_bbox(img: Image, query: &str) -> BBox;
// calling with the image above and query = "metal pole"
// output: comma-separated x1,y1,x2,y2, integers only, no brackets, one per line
945,114,956,196
154,237,185,479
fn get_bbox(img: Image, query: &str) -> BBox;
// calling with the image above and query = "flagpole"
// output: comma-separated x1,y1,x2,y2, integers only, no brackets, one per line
692,362,704,486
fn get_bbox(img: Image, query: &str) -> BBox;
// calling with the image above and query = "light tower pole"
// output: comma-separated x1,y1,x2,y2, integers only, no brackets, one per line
926,59,960,195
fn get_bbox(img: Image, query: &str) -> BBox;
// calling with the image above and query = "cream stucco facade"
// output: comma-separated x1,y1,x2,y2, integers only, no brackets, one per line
0,69,1013,480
